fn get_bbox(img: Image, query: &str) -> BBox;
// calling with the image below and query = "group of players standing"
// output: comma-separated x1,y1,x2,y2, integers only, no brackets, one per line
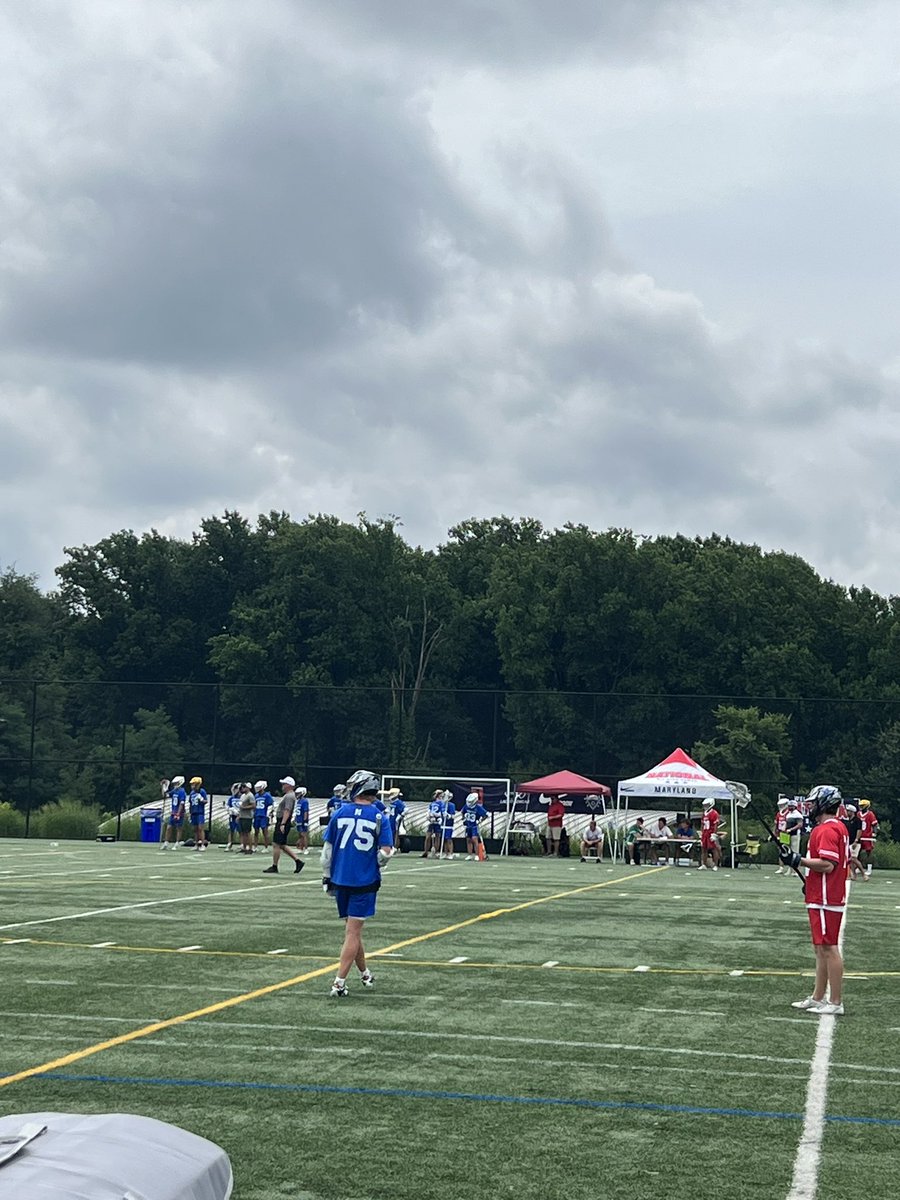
419,788,489,860
774,793,879,880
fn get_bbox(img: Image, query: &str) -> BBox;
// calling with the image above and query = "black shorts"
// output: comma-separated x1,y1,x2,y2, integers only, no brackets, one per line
239,817,253,834
273,824,292,847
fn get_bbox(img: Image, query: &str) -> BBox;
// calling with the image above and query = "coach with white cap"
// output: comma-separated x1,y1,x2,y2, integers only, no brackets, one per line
263,777,305,875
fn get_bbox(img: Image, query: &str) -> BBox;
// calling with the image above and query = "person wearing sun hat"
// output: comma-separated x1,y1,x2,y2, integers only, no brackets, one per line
262,777,305,875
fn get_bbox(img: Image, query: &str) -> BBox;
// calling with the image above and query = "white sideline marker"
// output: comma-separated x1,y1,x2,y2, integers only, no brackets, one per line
729,970,745,977
90,941,116,948
2,938,31,945
541,960,559,968
449,956,469,963
633,965,650,973
176,944,202,952
267,949,289,955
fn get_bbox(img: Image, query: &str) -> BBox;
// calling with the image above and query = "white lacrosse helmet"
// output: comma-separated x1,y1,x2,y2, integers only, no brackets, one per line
776,797,789,808
254,780,268,793
333,784,346,796
171,775,185,787
297,787,308,797
702,798,715,809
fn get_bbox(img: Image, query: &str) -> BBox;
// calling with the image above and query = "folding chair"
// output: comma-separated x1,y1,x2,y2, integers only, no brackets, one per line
735,836,761,868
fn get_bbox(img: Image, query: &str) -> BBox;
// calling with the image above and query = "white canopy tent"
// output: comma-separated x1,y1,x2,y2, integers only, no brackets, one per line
614,747,743,868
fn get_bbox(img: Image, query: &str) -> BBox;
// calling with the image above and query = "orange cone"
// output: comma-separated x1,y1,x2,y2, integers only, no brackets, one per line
476,840,486,861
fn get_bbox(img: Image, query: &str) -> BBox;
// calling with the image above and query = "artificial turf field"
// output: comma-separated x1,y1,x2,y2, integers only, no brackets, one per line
0,840,898,1200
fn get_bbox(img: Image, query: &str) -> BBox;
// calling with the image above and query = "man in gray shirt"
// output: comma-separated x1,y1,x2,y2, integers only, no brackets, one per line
263,777,305,875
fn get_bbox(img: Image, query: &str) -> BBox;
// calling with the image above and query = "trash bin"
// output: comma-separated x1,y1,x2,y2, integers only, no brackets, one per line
140,807,162,843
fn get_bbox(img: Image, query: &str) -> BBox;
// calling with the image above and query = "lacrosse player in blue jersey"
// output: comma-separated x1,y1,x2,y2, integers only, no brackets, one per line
160,776,187,849
188,776,208,850
294,787,311,854
386,789,407,848
225,783,242,851
438,790,457,858
253,780,273,851
462,791,488,860
322,770,394,998
421,789,445,858
326,784,346,819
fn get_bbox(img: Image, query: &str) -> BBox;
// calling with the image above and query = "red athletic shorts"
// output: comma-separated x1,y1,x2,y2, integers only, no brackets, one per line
807,907,844,946
700,833,717,849
859,840,875,852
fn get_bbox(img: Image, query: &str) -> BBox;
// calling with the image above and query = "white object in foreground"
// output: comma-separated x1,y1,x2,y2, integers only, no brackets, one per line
0,1112,232,1199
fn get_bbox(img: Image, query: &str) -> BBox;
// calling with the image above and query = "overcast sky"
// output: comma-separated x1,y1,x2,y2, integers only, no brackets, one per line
3,0,900,595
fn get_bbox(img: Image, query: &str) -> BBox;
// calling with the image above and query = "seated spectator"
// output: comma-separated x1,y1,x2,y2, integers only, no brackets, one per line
647,816,674,863
674,815,694,838
623,817,646,865
580,818,603,861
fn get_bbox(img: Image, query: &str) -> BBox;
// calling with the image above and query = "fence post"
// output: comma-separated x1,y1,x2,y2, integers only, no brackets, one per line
24,681,37,838
116,716,127,840
491,691,499,772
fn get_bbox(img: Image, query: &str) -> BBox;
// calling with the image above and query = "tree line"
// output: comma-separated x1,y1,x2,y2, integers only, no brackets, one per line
1,511,899,833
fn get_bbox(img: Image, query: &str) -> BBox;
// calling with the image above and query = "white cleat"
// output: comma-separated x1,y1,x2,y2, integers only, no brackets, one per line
808,1000,843,1016
791,996,820,1010
360,971,375,989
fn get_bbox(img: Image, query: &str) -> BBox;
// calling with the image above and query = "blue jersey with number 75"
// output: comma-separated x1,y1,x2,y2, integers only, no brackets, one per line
323,803,394,888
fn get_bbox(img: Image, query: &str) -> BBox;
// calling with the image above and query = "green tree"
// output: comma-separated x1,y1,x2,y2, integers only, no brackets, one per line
692,705,792,790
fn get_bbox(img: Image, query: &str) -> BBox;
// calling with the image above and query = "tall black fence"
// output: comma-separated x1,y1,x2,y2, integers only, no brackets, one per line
1,679,899,836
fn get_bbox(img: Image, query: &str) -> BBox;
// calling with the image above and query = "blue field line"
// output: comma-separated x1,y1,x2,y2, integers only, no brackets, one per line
37,1072,900,1127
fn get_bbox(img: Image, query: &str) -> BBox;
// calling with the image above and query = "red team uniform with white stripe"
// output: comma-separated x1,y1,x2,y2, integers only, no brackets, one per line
700,807,720,848
858,808,878,850
805,817,849,946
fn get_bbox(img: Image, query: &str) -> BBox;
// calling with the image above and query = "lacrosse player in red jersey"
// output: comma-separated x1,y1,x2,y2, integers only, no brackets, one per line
787,785,849,1016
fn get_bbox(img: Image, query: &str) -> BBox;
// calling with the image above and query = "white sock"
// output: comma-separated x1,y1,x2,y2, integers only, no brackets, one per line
334,976,345,987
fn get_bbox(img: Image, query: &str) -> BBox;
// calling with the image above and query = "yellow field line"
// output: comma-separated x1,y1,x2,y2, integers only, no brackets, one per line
0,867,665,1089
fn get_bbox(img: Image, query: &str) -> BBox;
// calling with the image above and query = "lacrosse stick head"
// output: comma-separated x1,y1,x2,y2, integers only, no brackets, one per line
725,780,752,809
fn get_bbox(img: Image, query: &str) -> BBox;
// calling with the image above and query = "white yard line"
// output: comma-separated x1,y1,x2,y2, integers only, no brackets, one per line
0,1010,892,1081
639,1006,726,1017
0,881,286,932
786,884,851,1200
8,1028,895,1091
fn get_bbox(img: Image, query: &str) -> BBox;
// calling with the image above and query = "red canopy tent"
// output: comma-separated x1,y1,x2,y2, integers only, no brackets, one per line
517,770,611,797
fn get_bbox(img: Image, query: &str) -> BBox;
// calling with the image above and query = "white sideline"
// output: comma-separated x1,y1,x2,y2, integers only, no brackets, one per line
786,883,851,1200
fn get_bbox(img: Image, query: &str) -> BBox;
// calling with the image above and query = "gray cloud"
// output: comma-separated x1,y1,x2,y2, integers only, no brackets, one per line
2,0,900,599
313,0,706,66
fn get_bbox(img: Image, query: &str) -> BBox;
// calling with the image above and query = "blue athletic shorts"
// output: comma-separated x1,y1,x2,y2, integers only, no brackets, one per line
168,816,184,827
334,887,377,920
228,818,240,832
191,807,205,825
253,816,268,830
295,823,309,833
428,823,441,835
